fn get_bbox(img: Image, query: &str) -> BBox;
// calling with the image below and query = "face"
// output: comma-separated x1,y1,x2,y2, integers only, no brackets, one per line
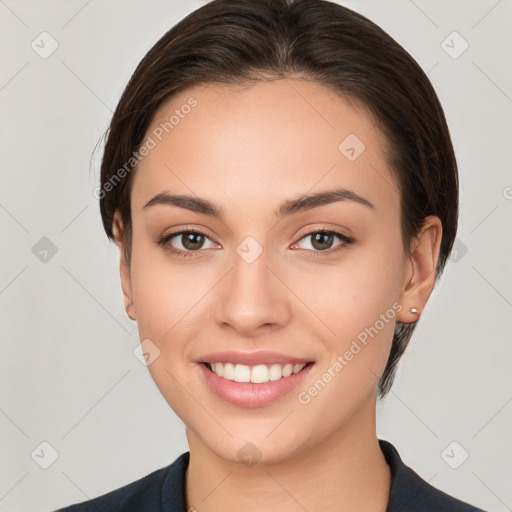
116,78,418,465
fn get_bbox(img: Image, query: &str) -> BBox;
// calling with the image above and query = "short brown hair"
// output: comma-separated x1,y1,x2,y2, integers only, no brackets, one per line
99,0,458,398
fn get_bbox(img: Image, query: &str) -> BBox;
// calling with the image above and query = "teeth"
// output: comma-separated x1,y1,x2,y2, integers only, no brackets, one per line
282,364,293,378
292,363,304,374
234,364,251,382
251,364,270,383
223,362,235,380
208,362,307,383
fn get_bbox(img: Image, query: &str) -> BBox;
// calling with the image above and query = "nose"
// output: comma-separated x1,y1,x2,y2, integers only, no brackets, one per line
214,247,292,337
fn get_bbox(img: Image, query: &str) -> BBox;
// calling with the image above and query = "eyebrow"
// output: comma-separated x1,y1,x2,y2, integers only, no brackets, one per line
142,187,375,219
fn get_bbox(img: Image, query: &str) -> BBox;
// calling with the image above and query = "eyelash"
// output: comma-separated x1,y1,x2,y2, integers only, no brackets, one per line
156,228,355,259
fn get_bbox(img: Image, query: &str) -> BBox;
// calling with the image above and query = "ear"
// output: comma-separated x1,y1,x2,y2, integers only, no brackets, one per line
396,215,442,324
112,212,136,321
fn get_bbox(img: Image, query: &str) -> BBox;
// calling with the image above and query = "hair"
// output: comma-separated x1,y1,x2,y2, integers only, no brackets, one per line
98,0,458,398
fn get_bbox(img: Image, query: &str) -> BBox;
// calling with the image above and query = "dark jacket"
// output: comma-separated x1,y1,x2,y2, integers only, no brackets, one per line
52,439,486,511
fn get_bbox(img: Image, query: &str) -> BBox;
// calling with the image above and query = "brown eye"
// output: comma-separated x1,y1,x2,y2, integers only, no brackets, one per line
178,232,206,250
310,232,336,251
156,229,218,258
294,230,354,253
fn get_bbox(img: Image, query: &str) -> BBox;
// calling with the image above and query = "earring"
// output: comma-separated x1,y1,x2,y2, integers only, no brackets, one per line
410,307,420,315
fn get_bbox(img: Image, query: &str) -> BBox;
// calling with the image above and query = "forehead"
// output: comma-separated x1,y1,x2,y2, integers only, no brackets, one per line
131,79,399,217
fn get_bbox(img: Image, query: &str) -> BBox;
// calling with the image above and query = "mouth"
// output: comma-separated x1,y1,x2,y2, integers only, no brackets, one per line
201,361,315,384
195,350,316,407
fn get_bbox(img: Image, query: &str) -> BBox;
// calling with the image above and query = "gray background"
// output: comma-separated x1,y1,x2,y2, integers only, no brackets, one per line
0,1,511,511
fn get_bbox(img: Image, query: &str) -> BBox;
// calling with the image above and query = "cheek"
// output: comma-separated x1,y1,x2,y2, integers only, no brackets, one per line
309,234,404,390
312,234,404,329
128,234,219,356
128,241,216,419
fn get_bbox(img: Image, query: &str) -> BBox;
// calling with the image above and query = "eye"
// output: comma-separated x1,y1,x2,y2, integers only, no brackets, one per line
156,227,355,259
291,229,355,255
156,228,218,258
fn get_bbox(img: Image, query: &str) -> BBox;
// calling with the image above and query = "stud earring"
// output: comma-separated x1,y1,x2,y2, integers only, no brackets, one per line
410,307,420,314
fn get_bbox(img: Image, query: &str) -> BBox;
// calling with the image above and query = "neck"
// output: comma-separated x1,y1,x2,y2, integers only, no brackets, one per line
184,392,390,512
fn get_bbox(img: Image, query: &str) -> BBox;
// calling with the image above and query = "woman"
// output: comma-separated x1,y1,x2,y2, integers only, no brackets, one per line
55,0,486,510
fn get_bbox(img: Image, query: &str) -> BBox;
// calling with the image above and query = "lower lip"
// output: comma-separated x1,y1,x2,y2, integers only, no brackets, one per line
198,362,314,408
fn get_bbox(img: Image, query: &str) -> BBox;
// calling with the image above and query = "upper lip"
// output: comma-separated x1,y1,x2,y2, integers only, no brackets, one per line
198,350,314,366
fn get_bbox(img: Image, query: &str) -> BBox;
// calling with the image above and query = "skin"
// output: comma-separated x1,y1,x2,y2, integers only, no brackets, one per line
112,78,442,512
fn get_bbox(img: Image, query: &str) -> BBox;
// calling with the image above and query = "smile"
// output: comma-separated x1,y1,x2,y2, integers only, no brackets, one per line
205,362,308,383
199,361,315,407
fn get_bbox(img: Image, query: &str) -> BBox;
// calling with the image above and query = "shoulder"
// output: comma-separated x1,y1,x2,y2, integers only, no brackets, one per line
379,440,487,512
51,452,189,512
